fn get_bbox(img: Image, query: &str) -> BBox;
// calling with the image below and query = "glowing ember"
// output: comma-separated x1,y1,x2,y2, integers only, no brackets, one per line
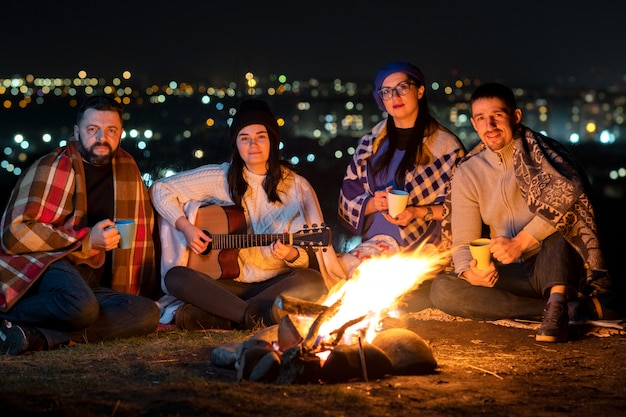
317,246,446,344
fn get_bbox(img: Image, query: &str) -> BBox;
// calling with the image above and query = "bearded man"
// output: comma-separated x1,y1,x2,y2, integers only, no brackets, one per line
0,96,158,355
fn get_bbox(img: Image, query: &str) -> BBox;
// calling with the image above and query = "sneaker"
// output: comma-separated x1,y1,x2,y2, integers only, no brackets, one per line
536,299,569,343
0,320,29,355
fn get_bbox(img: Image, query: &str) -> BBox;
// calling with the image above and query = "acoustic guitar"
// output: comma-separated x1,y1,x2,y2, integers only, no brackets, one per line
186,205,331,279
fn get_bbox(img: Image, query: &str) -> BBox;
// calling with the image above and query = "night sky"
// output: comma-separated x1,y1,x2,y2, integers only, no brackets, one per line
3,0,626,89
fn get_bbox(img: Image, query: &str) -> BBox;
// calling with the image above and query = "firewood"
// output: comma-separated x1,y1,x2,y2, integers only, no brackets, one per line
328,315,367,346
302,298,343,352
274,294,328,316
277,314,316,352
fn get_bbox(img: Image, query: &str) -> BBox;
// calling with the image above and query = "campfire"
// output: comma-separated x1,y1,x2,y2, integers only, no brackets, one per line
211,246,447,384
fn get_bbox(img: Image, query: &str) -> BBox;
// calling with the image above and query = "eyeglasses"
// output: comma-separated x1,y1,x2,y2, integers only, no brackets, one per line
377,81,417,101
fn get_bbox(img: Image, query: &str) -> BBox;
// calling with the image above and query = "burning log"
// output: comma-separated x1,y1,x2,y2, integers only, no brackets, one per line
274,294,328,316
324,315,367,348
277,314,315,351
302,298,343,352
275,295,367,351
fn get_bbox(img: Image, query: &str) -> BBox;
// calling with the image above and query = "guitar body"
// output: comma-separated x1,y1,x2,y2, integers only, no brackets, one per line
187,205,247,279
186,204,332,280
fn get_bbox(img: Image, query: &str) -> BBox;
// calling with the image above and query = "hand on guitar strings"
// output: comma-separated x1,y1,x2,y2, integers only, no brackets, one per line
270,239,298,262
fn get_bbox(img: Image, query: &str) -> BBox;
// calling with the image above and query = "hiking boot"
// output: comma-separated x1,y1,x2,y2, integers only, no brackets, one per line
175,304,234,330
536,298,569,343
0,320,30,355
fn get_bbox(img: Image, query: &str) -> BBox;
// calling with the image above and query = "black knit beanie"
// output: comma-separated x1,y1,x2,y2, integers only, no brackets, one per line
230,99,280,143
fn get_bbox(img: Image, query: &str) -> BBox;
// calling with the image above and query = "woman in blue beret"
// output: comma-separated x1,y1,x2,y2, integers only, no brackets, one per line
338,62,466,303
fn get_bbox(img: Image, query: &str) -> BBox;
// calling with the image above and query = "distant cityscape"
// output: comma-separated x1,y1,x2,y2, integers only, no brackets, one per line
1,70,625,209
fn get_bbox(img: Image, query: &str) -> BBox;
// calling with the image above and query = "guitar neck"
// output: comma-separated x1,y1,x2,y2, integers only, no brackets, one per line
210,233,292,250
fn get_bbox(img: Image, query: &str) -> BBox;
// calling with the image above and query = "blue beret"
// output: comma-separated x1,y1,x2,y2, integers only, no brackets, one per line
373,62,425,110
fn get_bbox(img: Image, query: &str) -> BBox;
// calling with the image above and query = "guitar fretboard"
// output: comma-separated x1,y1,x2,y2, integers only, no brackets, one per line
210,233,292,249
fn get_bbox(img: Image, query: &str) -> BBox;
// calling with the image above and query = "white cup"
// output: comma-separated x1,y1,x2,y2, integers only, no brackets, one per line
387,189,409,218
469,238,492,270
115,219,136,249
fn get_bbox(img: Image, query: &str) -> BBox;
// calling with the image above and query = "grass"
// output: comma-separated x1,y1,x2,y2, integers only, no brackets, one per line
1,328,247,389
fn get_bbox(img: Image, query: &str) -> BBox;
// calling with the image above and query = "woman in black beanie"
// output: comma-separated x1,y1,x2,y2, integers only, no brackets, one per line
151,99,346,330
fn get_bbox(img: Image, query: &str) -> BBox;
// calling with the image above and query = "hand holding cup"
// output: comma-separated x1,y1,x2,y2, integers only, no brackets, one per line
387,189,409,218
469,238,492,270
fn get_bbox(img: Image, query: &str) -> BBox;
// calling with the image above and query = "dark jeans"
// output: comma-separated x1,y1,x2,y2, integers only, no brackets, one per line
164,266,327,325
0,259,159,348
430,233,584,320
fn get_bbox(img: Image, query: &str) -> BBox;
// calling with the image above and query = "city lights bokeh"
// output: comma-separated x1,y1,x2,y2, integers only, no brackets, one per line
1,70,624,202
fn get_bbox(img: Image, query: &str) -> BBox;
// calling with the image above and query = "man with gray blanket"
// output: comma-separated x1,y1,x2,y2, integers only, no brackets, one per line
430,83,618,343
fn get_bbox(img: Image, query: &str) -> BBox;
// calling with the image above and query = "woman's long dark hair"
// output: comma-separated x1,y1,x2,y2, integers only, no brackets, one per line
227,129,293,206
372,76,443,188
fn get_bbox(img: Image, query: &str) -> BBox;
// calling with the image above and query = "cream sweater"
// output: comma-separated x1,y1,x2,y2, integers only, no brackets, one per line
151,162,347,287
450,140,556,274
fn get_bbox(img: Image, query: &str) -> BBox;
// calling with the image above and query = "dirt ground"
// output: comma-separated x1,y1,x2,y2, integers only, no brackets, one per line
1,312,625,417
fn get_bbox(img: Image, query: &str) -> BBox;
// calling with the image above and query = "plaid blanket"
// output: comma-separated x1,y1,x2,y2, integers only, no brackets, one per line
0,140,157,312
441,126,611,294
338,120,465,248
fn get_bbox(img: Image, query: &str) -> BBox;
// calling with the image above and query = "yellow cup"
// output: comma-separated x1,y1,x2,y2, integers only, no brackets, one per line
469,238,491,270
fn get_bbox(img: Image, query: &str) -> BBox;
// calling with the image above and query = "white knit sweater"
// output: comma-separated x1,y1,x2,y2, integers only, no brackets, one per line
150,162,347,286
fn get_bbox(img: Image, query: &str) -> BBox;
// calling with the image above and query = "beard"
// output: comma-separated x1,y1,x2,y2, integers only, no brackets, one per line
76,134,118,166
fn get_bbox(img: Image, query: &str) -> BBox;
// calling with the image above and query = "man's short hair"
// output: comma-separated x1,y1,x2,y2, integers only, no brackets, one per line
76,96,123,125
470,83,518,115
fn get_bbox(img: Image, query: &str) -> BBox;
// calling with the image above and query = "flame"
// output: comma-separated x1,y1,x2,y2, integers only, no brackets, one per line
317,245,446,344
